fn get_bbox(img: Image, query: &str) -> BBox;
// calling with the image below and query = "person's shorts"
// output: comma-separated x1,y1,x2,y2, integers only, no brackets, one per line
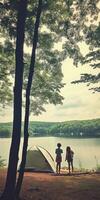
56,156,62,163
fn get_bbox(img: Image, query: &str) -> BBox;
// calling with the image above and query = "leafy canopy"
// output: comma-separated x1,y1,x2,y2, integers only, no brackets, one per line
0,0,100,114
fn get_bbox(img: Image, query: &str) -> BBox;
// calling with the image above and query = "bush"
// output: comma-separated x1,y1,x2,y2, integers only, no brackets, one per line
0,156,6,168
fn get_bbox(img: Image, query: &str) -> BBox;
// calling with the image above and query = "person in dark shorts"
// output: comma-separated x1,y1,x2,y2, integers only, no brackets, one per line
55,143,63,174
65,146,74,174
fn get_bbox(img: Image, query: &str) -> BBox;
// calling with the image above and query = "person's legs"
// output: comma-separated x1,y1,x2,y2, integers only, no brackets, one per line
56,162,61,174
71,160,74,172
58,162,61,174
68,161,70,173
56,163,58,173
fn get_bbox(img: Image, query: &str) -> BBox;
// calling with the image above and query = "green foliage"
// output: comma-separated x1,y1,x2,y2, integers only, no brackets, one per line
0,0,66,111
29,118,100,137
5,119,100,137
23,47,65,114
94,156,100,172
70,2,100,92
0,41,13,106
0,118,100,138
0,0,100,112
0,122,12,137
0,156,6,168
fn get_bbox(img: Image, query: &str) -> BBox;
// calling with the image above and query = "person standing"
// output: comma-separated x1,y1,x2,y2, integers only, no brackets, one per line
65,146,74,174
55,143,63,174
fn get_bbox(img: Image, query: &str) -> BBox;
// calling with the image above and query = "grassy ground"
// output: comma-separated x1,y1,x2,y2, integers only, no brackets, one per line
0,169,100,200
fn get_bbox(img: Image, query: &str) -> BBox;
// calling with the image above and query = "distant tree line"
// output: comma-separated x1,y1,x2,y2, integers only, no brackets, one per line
0,123,12,138
0,118,100,138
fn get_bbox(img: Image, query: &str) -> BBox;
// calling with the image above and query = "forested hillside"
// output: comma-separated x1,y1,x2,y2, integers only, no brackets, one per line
0,118,100,138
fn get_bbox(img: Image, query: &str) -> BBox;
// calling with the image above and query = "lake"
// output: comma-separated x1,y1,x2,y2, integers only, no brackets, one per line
0,137,100,170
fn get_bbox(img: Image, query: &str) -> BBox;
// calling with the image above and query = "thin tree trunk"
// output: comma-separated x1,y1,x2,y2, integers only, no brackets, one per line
15,0,42,197
0,1,28,200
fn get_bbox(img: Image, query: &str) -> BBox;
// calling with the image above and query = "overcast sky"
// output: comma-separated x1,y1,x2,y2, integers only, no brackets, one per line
0,40,100,123
29,56,100,122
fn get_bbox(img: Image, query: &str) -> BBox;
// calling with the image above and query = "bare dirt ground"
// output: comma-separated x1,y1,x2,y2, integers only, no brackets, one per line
0,169,100,200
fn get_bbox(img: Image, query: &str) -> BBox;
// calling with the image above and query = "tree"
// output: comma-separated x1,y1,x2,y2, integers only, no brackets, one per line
68,1,100,92
0,41,13,107
0,1,66,199
72,24,100,92
0,0,28,199
0,1,99,199
0,0,65,112
15,0,42,197
0,1,68,199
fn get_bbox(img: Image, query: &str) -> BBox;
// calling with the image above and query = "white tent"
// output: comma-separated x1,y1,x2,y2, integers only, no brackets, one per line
24,146,56,173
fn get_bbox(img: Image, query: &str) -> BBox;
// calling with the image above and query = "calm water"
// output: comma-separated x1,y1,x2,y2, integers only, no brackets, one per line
0,137,100,170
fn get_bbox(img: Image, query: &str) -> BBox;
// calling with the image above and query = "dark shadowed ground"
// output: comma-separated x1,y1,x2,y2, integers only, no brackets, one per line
0,169,100,200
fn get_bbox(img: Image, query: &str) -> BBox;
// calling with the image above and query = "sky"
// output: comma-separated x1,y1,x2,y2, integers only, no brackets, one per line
0,41,100,123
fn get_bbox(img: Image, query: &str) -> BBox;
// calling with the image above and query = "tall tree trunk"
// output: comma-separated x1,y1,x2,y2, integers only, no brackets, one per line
15,0,42,197
0,1,28,200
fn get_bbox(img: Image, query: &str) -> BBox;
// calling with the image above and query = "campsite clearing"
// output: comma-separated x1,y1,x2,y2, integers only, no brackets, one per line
0,169,100,200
